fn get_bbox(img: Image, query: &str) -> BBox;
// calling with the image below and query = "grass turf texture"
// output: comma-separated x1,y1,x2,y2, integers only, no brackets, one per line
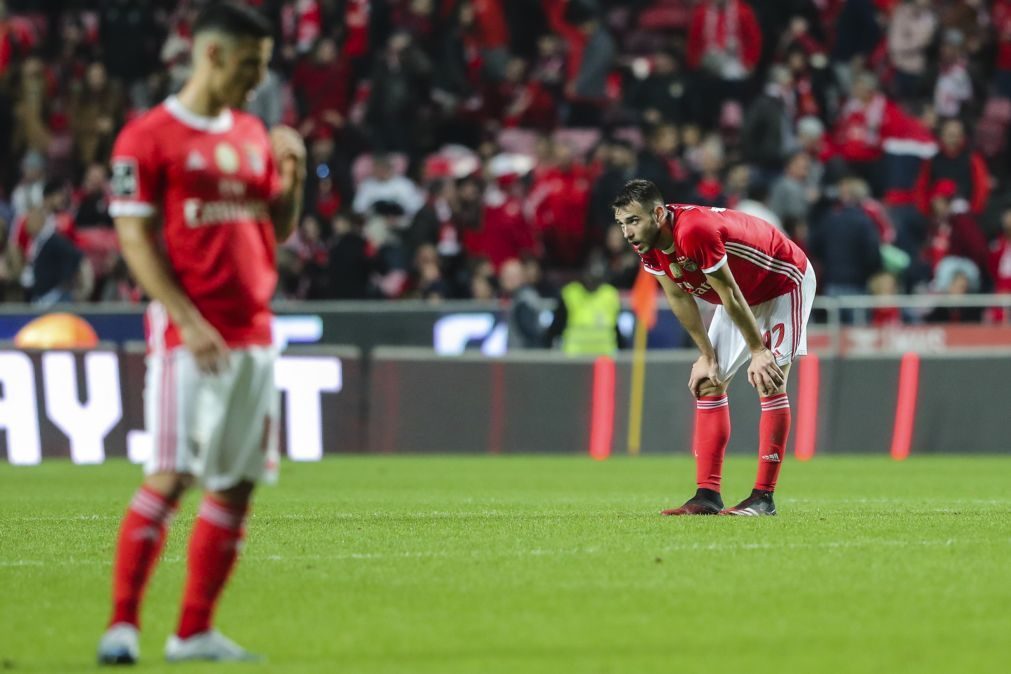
1,456,1008,674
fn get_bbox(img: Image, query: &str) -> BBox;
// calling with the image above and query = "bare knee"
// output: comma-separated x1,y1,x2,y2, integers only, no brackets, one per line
143,472,195,501
697,379,730,398
209,480,256,507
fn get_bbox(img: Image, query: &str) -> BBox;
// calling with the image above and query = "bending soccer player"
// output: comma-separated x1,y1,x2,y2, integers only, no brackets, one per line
97,2,305,664
612,180,816,517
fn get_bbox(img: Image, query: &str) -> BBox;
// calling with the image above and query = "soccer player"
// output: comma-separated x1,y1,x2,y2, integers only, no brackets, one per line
97,2,305,664
612,180,816,517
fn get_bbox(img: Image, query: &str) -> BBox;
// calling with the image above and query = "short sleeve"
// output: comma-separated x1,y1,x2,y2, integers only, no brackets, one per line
678,211,727,274
109,124,163,218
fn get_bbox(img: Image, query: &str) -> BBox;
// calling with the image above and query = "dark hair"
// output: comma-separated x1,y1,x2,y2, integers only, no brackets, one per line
611,179,663,211
43,178,67,198
193,1,273,40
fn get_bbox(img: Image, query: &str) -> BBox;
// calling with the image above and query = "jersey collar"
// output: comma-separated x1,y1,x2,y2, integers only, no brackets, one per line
165,96,234,134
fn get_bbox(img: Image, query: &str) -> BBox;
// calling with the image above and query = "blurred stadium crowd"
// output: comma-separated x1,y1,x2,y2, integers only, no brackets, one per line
2,0,1011,325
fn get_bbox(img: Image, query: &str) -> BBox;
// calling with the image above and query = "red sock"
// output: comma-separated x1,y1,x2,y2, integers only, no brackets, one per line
756,393,791,491
109,486,177,627
693,394,731,492
176,497,248,639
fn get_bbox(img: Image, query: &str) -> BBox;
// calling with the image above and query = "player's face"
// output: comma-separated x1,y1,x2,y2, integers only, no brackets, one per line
213,36,272,107
616,202,664,254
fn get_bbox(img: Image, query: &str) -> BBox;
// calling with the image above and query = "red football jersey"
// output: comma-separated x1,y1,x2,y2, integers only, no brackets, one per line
109,96,281,351
640,204,808,305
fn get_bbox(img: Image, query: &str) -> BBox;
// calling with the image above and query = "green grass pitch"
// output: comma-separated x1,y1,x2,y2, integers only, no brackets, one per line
1,456,1009,674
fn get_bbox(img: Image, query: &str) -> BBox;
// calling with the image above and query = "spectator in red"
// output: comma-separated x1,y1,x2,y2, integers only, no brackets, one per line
463,165,535,270
686,0,762,128
923,179,990,283
993,0,1011,98
914,118,989,217
989,209,1011,322
0,3,36,77
526,139,590,268
832,71,904,192
471,0,509,82
292,37,351,140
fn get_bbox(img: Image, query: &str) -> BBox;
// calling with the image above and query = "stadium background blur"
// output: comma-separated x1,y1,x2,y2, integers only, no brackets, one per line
1,0,1010,323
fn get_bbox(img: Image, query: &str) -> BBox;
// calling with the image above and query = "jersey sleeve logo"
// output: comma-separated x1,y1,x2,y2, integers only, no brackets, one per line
111,159,139,198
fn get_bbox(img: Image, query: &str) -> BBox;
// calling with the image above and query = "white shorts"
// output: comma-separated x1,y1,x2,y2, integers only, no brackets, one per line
144,346,280,491
709,265,817,381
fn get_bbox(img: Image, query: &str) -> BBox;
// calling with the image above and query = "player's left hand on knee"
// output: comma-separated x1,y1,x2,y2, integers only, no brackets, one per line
748,348,784,394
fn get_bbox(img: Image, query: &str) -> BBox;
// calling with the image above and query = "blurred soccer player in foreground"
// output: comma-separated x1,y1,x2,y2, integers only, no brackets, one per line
97,2,305,664
613,180,816,517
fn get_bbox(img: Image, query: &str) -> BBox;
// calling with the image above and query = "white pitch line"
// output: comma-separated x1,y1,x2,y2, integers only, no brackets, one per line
2,537,1009,568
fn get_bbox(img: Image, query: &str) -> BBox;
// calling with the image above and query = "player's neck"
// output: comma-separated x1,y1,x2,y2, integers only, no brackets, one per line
176,79,229,119
656,211,675,253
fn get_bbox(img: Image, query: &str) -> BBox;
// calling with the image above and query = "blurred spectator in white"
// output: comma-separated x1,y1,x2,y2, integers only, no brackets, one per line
933,30,972,119
736,181,783,231
887,0,937,100
914,118,989,217
770,151,816,224
353,154,424,218
741,65,794,175
11,149,45,218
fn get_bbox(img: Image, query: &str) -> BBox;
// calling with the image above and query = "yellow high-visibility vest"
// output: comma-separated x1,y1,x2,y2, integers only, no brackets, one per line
561,281,620,355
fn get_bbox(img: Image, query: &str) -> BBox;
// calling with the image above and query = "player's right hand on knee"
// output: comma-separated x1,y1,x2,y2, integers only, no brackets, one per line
180,317,230,375
689,355,721,398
